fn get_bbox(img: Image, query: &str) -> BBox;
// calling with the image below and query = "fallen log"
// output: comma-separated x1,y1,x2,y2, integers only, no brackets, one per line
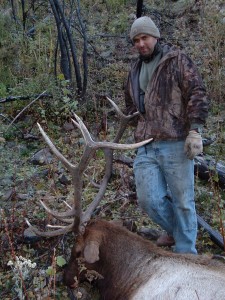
197,214,225,250
194,156,225,189
0,93,52,103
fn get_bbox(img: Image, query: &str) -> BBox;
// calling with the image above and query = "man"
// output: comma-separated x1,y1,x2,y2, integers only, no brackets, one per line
125,16,208,254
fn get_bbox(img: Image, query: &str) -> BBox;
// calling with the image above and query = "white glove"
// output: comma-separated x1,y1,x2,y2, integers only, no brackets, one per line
184,130,203,160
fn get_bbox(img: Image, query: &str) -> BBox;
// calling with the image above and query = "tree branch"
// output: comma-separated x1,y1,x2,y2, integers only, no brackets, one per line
0,93,52,104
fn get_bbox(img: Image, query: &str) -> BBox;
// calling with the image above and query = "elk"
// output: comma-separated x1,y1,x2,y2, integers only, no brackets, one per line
26,97,225,300
64,219,225,300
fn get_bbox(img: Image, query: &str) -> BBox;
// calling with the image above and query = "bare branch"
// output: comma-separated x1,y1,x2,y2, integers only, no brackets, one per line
7,91,47,131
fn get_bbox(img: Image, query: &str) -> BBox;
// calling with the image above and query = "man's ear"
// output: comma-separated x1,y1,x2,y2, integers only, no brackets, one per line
84,241,100,264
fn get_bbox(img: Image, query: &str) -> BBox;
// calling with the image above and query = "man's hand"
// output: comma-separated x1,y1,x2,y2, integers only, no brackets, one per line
184,130,203,160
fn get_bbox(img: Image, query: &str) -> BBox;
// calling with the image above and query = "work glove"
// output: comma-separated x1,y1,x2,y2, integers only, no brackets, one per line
184,130,203,160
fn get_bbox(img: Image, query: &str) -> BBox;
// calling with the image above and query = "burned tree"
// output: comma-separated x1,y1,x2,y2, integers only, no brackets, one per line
49,0,88,98
136,0,144,18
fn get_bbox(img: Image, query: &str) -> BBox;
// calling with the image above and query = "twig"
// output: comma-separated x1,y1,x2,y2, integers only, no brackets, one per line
92,34,126,38
6,90,47,132
0,114,24,136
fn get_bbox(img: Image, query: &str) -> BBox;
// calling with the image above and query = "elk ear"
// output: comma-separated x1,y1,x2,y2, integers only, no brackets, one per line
84,241,100,263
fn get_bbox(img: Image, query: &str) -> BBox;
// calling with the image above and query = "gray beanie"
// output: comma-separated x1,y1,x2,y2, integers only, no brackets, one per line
130,16,160,41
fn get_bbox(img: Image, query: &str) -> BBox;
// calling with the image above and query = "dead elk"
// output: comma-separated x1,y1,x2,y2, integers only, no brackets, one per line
24,98,225,300
64,219,225,300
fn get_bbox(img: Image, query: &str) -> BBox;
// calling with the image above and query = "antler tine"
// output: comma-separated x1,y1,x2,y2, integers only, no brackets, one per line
71,114,96,148
72,111,152,150
37,123,75,172
39,200,75,221
106,96,139,142
25,218,73,237
97,138,153,150
106,96,139,119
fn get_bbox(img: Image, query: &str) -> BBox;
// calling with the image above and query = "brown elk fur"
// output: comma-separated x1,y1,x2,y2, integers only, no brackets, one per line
63,219,225,300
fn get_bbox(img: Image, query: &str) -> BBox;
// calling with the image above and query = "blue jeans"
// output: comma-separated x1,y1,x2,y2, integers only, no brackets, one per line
133,141,197,254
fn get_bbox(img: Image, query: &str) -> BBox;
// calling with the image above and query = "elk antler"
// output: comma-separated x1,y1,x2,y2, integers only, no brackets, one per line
25,97,152,237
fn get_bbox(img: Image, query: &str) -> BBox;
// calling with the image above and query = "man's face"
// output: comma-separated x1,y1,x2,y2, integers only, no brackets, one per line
133,34,158,57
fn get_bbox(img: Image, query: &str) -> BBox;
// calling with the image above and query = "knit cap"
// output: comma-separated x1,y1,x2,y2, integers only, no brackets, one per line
130,16,160,41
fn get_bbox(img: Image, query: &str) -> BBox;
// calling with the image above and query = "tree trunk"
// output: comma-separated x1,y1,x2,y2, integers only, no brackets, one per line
49,0,71,80
136,0,143,18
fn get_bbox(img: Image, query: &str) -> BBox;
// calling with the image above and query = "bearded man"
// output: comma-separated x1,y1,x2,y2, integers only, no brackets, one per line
125,16,208,254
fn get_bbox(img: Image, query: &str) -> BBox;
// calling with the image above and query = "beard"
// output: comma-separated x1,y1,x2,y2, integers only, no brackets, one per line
139,42,162,63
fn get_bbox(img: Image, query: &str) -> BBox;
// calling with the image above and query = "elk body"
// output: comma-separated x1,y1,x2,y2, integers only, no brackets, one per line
64,219,225,300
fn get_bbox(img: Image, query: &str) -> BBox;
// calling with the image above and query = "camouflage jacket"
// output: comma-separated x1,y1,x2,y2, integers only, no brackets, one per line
125,43,208,142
